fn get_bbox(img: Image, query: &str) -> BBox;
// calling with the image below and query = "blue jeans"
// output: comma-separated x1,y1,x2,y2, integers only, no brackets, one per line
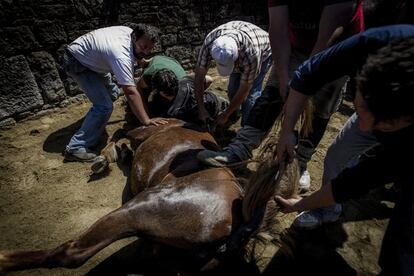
227,56,272,126
62,51,120,151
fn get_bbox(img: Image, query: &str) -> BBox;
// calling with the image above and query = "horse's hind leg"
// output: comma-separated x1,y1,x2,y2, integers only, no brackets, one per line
0,205,137,272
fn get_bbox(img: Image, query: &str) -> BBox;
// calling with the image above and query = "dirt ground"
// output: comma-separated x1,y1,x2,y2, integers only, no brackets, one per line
0,70,394,275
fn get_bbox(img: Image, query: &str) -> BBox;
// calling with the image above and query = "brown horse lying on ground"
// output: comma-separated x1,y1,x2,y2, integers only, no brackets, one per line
0,119,298,273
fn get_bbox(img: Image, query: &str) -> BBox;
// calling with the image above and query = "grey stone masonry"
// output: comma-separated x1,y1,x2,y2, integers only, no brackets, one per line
0,0,268,122
27,52,66,103
0,55,43,120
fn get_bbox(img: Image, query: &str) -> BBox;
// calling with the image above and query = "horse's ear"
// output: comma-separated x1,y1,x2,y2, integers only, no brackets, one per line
126,119,185,142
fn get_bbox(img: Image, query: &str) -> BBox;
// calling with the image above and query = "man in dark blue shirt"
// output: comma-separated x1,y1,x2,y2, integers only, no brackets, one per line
276,25,414,274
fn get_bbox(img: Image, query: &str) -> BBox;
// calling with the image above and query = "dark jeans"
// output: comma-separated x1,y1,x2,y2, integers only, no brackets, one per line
245,85,284,132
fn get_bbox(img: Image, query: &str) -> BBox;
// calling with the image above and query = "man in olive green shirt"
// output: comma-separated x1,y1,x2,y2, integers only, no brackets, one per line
135,55,228,123
137,55,186,95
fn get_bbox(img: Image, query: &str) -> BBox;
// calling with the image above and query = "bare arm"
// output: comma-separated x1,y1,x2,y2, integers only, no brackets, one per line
277,89,310,162
187,72,213,89
122,85,167,126
268,5,290,100
275,183,336,213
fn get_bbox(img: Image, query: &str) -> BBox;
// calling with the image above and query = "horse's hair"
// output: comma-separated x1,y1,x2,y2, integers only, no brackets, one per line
241,129,299,224
239,102,314,262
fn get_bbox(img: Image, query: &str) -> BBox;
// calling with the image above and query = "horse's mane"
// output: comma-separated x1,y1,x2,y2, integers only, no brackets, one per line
241,103,314,223
241,129,299,224
239,102,313,260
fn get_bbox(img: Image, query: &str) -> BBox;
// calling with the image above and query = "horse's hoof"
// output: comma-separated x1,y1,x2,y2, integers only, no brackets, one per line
91,156,108,174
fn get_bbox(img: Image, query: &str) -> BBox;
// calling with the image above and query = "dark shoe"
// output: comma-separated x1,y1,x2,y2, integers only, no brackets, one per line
64,148,98,162
197,150,240,167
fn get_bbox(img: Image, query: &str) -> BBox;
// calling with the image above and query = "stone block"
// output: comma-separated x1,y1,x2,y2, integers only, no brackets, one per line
183,10,202,27
157,7,181,25
0,26,40,57
165,46,195,69
34,20,68,49
0,118,16,129
0,55,43,120
27,51,66,103
178,29,204,45
64,76,84,96
133,13,159,24
35,4,76,19
160,34,178,47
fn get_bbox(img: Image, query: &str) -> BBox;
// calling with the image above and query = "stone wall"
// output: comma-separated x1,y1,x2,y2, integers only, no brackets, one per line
0,0,268,127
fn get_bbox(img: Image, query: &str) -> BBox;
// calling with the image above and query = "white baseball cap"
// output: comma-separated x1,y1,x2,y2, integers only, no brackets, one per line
210,36,238,76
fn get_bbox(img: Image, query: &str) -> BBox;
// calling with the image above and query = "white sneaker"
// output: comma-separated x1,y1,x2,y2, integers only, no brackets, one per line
294,204,342,229
299,170,311,192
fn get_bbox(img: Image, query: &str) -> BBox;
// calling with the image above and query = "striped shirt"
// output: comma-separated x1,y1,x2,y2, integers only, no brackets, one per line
197,21,271,83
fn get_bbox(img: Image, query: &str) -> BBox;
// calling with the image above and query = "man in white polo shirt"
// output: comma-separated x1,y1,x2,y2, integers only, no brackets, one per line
62,24,167,162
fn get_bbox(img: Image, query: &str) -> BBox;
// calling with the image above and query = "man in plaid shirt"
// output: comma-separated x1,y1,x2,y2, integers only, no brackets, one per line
198,1,363,198
194,21,272,127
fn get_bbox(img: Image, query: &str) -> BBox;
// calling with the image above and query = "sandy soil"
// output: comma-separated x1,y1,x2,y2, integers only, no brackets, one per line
0,71,393,275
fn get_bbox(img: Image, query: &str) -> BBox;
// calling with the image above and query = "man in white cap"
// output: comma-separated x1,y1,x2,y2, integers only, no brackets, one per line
194,21,272,127
197,1,363,195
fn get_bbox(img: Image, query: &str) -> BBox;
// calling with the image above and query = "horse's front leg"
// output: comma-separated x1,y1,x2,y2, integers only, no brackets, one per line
0,204,138,272
91,138,132,174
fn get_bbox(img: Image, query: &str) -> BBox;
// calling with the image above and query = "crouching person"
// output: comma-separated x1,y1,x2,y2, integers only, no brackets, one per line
62,24,166,162
149,69,229,123
277,30,414,274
